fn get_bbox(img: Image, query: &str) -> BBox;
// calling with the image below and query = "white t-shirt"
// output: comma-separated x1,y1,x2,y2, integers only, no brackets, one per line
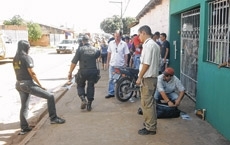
108,39,129,67
139,38,160,78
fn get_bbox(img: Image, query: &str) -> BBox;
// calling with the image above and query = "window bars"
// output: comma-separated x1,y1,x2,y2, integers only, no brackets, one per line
207,0,230,66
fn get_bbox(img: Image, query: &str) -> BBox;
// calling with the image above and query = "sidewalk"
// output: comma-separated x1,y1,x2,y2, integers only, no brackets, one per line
6,69,230,145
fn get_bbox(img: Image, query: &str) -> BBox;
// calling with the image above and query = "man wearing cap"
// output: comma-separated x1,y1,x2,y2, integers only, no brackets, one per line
154,67,185,107
68,35,101,111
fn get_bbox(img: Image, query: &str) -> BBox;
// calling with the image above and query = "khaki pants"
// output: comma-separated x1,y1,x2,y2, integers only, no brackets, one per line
140,77,157,131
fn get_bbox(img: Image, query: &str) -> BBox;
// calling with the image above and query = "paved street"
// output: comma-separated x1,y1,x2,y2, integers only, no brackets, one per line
0,47,77,145
6,68,230,145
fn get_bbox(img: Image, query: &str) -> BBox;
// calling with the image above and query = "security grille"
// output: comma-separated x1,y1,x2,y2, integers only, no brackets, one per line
181,8,200,102
207,0,230,65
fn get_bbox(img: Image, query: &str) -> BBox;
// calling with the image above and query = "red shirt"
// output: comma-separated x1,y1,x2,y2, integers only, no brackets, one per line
133,36,142,55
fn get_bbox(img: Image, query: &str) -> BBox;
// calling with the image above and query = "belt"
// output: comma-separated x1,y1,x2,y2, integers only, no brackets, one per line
17,80,33,83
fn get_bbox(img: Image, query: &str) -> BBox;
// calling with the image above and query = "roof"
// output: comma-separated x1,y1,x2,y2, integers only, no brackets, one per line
136,0,162,20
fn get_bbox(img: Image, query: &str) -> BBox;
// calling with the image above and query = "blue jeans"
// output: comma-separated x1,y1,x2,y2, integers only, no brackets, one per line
16,80,57,130
133,54,141,69
108,66,116,95
154,90,178,103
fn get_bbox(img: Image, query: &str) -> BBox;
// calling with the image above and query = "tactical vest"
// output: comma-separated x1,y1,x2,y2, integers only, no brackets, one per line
78,44,98,69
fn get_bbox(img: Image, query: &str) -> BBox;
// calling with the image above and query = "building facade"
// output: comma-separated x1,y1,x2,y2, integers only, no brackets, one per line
169,0,230,140
130,0,169,36
131,0,230,141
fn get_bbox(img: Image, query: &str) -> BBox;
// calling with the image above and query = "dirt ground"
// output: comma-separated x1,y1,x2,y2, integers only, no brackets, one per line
7,70,230,145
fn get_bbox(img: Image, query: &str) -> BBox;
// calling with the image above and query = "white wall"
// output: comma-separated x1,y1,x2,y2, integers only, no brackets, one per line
130,0,169,37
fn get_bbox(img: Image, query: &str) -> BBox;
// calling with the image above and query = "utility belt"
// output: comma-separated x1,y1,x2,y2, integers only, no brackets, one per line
17,80,33,83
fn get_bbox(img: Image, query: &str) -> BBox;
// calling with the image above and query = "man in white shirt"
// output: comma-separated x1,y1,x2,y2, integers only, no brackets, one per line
154,67,185,107
136,25,160,135
105,30,130,98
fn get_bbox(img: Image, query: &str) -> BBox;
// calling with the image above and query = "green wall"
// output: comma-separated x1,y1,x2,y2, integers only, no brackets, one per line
170,0,230,140
168,15,181,77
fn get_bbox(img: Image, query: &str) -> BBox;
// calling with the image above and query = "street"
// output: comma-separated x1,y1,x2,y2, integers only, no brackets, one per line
0,47,77,144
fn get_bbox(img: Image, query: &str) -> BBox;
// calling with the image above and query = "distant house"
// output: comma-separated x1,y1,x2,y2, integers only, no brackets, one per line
0,23,75,47
0,25,28,43
30,23,75,47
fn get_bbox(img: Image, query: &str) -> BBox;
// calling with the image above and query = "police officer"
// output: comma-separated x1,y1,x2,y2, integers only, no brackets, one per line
68,35,100,111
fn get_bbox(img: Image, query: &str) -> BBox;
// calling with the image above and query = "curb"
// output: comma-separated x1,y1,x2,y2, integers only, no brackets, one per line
9,87,69,145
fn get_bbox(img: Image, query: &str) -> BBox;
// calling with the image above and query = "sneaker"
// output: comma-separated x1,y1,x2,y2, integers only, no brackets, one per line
50,117,65,124
81,98,87,109
105,94,114,99
137,107,143,115
18,127,32,135
138,128,156,135
129,97,135,103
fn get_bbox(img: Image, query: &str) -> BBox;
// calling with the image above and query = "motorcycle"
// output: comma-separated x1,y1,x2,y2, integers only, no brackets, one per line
113,67,140,102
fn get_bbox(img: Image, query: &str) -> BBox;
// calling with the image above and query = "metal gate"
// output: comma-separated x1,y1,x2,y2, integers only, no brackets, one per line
180,8,200,102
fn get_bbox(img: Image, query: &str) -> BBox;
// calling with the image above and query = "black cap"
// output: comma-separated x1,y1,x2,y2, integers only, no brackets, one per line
82,34,90,41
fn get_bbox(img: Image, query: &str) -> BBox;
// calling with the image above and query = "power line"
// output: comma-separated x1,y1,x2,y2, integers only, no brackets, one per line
122,0,131,16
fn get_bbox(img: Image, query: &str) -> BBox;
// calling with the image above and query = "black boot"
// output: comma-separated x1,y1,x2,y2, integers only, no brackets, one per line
80,95,87,109
87,101,92,111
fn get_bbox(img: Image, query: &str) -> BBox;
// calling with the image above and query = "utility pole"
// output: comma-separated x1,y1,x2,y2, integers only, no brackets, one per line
109,1,123,33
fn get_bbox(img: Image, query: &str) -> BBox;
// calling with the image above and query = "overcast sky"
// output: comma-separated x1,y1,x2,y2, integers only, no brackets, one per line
0,0,150,32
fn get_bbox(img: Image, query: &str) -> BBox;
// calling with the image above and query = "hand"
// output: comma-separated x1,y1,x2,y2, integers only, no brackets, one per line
68,72,72,80
136,77,141,86
174,99,181,106
168,101,176,107
123,63,127,67
41,86,47,90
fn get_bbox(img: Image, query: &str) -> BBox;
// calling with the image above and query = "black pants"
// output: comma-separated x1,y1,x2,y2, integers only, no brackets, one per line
75,69,97,101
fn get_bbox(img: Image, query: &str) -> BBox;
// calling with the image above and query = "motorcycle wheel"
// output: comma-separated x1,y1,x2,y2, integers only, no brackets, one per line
115,77,134,102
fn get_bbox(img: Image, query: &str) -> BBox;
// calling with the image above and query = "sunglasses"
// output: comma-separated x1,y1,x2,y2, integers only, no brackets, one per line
116,48,118,53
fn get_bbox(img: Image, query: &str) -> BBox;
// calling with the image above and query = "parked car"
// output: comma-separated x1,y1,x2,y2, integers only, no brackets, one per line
56,39,78,54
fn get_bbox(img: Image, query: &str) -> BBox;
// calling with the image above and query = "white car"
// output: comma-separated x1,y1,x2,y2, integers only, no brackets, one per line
56,39,78,54
0,33,12,59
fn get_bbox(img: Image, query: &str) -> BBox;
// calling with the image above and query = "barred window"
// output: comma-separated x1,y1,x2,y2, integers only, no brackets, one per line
207,0,230,67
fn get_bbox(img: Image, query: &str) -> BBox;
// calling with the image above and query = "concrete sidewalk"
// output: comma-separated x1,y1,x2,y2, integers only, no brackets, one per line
7,69,230,145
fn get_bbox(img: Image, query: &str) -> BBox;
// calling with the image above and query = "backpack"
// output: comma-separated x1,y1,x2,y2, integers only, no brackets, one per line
156,103,181,118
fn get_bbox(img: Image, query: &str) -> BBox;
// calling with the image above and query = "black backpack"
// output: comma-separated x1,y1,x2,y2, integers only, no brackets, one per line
137,103,181,118
156,103,181,118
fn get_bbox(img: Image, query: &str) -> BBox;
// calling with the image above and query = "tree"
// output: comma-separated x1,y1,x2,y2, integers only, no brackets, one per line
27,22,42,41
3,15,25,25
100,15,121,34
100,15,136,35
122,17,136,35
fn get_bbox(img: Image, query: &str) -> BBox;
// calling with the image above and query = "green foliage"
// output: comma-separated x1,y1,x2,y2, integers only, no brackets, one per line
122,17,136,35
100,15,120,34
100,15,136,35
27,22,42,41
3,15,25,25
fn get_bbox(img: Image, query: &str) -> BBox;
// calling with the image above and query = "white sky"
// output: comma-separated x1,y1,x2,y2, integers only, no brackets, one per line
0,0,150,32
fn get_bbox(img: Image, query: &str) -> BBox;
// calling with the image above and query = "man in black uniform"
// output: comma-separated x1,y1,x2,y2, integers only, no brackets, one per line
68,35,100,111
13,40,65,135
